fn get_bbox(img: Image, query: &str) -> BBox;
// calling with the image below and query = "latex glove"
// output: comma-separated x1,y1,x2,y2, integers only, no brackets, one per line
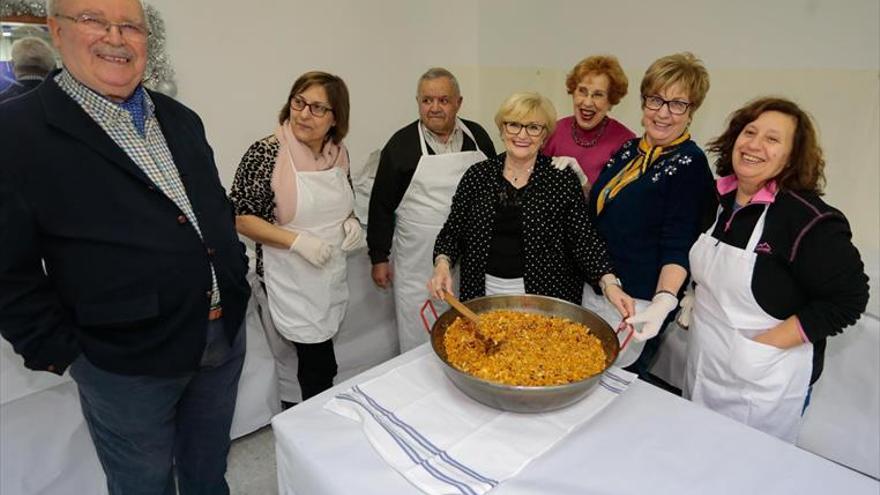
427,256,453,300
625,291,678,342
289,233,333,267
340,217,366,253
676,285,695,329
551,155,588,187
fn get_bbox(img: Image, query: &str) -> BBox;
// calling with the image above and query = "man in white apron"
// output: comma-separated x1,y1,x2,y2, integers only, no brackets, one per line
367,68,495,352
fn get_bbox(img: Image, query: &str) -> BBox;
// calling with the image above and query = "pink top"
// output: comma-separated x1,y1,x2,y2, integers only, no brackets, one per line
543,116,636,184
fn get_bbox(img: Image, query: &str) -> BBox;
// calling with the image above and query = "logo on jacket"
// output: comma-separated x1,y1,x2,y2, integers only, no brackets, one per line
754,242,772,254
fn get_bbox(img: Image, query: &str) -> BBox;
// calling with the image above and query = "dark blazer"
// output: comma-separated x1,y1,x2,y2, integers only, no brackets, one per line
0,74,250,376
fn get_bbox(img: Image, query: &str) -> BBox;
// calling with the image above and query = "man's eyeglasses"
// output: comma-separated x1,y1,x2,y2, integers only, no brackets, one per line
55,13,150,41
291,96,333,118
642,95,691,115
504,122,546,137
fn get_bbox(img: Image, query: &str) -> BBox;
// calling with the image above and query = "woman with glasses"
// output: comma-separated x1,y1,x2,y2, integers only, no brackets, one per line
585,53,715,374
428,92,633,317
544,55,636,191
229,71,363,403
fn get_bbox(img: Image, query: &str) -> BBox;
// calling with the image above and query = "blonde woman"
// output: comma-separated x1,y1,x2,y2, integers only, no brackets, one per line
429,92,632,319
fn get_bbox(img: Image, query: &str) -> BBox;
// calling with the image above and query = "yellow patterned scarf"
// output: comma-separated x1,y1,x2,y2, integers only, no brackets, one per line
595,132,690,214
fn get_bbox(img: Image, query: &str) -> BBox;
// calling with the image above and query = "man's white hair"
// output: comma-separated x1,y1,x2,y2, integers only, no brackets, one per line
417,67,461,98
11,37,57,77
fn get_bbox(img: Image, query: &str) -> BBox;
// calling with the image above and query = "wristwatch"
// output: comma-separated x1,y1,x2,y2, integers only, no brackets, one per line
434,254,452,268
598,275,622,292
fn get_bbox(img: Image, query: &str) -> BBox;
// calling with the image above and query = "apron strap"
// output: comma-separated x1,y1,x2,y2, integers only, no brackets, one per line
457,118,477,143
416,118,476,157
417,121,430,156
706,204,724,233
745,205,770,253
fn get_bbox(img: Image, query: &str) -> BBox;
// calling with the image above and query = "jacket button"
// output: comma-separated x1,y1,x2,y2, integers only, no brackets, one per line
177,215,187,224
207,247,216,257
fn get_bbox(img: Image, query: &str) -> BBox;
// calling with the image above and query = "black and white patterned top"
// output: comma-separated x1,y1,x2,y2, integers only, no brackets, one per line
228,135,281,276
433,152,615,303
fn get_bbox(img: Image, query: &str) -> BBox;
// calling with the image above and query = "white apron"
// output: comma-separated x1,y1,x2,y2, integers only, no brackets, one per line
581,287,650,368
391,120,487,352
263,159,353,343
684,205,812,443
484,274,525,296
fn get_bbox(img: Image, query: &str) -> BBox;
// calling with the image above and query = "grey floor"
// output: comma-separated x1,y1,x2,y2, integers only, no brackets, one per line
227,425,278,495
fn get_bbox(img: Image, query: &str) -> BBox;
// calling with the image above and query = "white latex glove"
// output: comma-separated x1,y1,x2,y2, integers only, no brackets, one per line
676,285,695,329
289,233,333,267
551,155,588,186
340,217,366,253
625,291,678,342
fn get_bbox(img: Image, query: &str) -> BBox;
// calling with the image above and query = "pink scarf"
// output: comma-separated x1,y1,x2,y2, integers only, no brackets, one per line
271,122,349,225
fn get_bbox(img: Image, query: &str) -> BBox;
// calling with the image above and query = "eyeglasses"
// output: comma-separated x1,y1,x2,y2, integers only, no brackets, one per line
55,13,150,41
291,95,333,117
503,122,546,137
575,88,608,101
642,95,691,115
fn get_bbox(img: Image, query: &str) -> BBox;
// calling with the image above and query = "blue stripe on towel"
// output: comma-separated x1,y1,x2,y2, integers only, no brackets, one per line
598,375,625,394
352,386,499,488
337,394,422,464
604,369,634,387
336,393,479,495
599,381,623,394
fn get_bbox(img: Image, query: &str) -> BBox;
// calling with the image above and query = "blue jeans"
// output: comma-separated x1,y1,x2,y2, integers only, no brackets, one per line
69,320,245,495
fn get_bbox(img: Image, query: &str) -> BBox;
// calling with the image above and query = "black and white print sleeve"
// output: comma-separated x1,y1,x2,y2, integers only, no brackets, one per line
228,136,279,223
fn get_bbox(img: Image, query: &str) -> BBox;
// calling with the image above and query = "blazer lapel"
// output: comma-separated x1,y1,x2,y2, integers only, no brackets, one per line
39,77,155,188
152,96,197,181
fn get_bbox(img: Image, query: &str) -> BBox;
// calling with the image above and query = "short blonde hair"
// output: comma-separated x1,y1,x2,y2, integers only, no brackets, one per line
565,55,629,105
640,52,710,113
494,92,558,136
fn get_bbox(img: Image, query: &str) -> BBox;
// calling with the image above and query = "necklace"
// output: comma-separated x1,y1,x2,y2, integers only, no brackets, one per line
505,164,534,184
571,117,609,148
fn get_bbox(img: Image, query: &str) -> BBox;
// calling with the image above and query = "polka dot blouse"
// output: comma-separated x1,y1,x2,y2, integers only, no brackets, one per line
433,152,615,303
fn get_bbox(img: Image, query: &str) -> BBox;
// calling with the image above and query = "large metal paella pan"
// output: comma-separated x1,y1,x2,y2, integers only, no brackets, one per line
421,294,624,413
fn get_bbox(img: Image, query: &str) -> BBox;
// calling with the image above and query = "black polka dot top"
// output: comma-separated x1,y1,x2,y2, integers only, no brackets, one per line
433,152,615,303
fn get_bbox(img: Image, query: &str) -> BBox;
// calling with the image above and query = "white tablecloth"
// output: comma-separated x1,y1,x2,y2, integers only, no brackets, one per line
273,345,878,495
0,247,398,495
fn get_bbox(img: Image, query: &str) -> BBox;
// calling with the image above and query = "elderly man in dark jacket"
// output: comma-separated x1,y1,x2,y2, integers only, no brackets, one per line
0,0,250,493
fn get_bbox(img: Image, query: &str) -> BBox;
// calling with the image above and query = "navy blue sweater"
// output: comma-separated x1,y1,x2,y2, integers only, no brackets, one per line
588,138,715,300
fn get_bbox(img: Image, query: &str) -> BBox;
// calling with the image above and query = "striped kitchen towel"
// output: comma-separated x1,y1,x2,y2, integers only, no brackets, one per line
325,353,635,495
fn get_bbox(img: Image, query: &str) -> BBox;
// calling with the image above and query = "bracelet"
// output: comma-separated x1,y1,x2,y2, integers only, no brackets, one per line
434,254,451,268
598,275,621,292
655,289,677,299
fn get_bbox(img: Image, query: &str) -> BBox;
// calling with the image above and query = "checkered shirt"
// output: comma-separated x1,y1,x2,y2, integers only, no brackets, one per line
56,70,221,307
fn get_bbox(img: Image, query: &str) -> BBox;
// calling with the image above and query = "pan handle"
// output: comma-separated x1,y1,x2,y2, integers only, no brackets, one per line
420,299,439,334
616,321,635,350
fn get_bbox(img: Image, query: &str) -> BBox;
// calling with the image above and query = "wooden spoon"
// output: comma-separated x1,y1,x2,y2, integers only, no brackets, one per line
443,291,501,354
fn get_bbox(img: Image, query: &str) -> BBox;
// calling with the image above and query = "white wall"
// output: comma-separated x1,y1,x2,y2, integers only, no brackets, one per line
146,0,879,254
146,0,480,185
